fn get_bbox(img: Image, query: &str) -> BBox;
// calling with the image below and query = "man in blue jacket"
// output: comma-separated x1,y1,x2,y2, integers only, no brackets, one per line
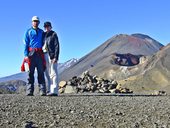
23,16,46,96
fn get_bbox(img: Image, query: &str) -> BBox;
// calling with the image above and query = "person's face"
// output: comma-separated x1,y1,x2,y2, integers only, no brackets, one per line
44,26,51,32
32,20,39,28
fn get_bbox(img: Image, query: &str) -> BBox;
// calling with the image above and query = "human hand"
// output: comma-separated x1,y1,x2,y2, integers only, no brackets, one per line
24,56,29,62
24,56,28,59
51,58,57,63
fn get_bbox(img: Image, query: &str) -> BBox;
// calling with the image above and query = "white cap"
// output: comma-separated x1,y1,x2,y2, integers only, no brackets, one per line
32,16,40,21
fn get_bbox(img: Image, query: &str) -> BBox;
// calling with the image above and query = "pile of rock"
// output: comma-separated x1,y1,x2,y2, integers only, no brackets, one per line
151,90,167,96
59,71,133,94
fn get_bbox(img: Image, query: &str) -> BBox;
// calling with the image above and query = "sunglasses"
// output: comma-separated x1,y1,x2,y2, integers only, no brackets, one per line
44,25,50,28
33,20,39,22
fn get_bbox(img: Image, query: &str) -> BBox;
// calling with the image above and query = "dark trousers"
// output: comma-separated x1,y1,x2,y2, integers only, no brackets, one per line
26,51,46,94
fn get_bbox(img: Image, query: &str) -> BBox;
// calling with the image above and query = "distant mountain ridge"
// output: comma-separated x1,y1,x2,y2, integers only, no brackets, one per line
0,58,78,83
0,73,28,83
58,58,79,73
0,58,78,93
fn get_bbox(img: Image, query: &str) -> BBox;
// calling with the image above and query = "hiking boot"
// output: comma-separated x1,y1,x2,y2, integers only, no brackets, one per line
39,84,46,96
26,84,34,96
40,91,46,96
26,92,33,96
47,92,58,96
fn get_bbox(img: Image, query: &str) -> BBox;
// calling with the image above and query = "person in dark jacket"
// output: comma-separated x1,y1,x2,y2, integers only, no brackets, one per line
23,16,46,96
43,21,60,96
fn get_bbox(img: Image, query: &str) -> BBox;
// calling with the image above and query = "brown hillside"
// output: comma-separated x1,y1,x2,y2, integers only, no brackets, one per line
60,34,163,81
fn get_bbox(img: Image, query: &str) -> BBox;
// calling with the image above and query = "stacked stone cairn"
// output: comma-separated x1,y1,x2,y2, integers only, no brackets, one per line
151,90,167,96
59,71,133,94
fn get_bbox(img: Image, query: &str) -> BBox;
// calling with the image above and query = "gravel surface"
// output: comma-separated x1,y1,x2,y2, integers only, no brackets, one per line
0,94,170,128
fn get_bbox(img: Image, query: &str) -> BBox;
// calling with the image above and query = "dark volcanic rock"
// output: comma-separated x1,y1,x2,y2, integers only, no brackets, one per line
60,71,133,94
113,53,142,66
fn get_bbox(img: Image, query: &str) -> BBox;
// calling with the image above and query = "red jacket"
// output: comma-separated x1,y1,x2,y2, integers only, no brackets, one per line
21,48,46,72
21,58,30,72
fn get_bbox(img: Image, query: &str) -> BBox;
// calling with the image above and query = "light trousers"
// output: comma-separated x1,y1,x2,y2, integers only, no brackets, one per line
44,53,59,94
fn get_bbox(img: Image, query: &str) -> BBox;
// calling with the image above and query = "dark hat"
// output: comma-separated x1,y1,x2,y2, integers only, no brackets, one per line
44,21,52,27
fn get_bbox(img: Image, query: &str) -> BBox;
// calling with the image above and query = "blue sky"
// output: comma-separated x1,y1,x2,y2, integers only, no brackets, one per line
0,0,170,77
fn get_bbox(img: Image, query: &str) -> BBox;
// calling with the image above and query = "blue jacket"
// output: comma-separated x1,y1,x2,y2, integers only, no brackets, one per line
23,27,44,56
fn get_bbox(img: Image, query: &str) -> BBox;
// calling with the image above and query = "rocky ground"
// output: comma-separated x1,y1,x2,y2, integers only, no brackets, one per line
0,94,170,128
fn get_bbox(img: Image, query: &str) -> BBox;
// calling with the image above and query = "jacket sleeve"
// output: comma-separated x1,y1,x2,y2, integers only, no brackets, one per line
42,31,45,46
53,32,60,60
23,30,30,57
